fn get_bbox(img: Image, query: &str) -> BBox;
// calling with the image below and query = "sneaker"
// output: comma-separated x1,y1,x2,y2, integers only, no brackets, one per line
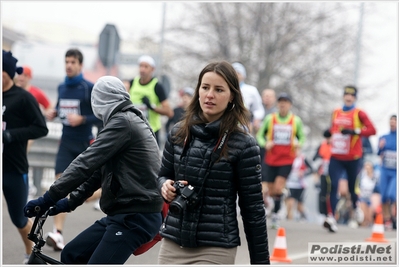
93,199,101,211
282,188,289,199
297,213,307,223
323,215,338,233
264,197,274,218
271,213,279,229
348,219,359,229
355,207,364,224
46,231,65,251
384,219,393,231
23,254,30,264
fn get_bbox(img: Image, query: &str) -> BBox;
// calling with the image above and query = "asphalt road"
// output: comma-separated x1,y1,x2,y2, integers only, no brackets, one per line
2,192,397,266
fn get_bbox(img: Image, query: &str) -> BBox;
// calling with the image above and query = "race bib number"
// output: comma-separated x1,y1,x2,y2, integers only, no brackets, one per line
59,99,81,126
273,124,292,145
331,133,350,155
383,150,397,169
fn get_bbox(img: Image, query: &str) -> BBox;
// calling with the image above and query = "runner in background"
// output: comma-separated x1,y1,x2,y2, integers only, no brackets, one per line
328,85,376,229
45,48,101,251
285,149,313,221
15,65,53,197
312,129,338,232
377,114,397,230
256,92,306,229
259,88,277,213
356,161,378,227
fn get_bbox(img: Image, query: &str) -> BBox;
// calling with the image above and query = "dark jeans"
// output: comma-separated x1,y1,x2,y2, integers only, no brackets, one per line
61,212,162,264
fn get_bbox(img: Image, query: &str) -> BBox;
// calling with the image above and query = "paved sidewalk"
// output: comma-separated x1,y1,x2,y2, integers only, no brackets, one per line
2,198,397,265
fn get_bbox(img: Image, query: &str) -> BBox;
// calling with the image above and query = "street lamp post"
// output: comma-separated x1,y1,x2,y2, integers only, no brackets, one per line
354,2,364,86
158,2,166,78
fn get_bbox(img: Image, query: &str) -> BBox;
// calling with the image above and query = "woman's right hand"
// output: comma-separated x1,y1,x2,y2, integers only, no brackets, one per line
162,179,188,202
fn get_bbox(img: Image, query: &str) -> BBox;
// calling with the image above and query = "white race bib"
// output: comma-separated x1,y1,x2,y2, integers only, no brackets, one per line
331,133,350,155
59,99,81,126
383,150,397,169
273,124,292,145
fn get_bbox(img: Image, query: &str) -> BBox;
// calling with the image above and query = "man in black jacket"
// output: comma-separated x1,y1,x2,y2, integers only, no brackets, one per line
2,50,49,264
24,76,163,264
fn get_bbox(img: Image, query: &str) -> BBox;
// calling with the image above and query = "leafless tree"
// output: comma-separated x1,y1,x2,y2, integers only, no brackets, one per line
160,2,371,145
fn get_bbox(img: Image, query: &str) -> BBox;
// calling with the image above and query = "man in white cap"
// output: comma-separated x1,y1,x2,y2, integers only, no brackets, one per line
128,55,174,146
232,62,264,135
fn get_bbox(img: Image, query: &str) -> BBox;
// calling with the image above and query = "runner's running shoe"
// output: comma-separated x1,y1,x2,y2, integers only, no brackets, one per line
323,215,338,233
271,213,279,229
355,207,364,224
46,231,65,251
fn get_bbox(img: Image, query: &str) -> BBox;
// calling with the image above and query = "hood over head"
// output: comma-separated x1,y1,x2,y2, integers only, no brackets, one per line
92,76,131,124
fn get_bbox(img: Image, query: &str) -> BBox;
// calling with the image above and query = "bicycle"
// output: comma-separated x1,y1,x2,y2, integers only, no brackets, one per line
27,206,63,264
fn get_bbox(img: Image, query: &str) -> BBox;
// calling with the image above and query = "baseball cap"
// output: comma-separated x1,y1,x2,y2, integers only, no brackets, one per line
277,92,292,103
182,87,194,97
138,55,156,67
22,65,33,78
232,62,246,78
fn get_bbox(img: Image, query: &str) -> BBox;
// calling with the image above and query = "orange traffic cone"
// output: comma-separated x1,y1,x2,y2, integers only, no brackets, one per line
375,204,382,215
270,227,292,263
365,213,388,243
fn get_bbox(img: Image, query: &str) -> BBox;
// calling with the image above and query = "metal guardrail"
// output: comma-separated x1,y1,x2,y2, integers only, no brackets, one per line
27,122,62,168
26,121,100,194
27,122,62,195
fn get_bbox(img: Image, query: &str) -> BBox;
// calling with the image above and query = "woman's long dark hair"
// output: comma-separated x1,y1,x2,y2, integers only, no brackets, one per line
174,61,250,149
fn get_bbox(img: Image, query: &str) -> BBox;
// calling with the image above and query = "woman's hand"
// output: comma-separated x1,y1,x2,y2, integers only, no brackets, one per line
162,179,188,202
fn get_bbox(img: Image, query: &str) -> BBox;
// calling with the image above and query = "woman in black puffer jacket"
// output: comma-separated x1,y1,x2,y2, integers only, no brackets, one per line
157,61,270,265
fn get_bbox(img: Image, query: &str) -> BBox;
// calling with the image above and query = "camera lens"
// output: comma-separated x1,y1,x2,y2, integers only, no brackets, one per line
169,196,186,215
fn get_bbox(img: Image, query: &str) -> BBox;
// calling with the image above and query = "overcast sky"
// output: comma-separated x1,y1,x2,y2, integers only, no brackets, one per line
2,1,398,147
2,1,166,40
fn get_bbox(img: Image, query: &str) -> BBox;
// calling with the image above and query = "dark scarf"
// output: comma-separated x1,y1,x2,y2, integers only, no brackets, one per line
65,73,83,86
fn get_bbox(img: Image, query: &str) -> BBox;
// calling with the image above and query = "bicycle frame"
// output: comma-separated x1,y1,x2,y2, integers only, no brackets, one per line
27,206,63,264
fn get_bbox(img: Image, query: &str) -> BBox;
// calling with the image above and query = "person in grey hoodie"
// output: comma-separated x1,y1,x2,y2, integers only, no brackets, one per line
24,76,163,264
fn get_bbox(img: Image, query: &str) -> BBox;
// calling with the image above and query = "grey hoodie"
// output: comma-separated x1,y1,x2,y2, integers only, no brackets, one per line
92,76,131,125
49,75,163,215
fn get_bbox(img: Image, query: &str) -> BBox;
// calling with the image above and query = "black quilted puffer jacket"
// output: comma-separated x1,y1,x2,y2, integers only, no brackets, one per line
157,119,270,264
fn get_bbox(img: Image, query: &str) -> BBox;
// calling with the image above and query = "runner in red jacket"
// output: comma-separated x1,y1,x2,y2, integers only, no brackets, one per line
328,85,376,229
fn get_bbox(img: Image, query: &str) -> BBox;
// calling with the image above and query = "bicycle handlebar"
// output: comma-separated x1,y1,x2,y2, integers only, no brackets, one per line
27,206,55,243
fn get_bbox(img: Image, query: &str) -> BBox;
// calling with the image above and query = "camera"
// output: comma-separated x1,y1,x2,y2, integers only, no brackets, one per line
169,181,198,215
